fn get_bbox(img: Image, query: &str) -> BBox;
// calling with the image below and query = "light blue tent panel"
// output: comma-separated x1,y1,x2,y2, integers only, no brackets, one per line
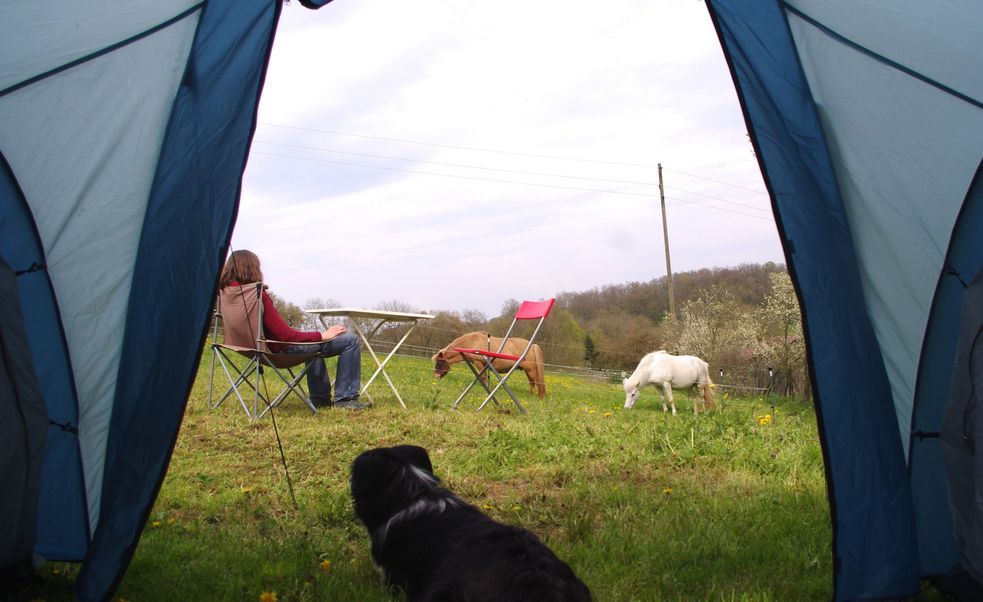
707,1,983,600
0,0,332,599
2,1,980,601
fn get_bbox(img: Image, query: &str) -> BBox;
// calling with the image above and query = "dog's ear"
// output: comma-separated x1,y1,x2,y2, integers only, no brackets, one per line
350,448,413,531
389,444,434,474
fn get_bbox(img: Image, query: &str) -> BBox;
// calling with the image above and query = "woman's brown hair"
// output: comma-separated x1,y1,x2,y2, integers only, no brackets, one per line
219,249,263,287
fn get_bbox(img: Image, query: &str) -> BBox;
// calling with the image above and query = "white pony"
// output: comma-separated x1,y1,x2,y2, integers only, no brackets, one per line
623,351,715,415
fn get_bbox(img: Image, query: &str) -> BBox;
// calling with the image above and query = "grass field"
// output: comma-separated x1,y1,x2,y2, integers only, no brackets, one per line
36,351,841,601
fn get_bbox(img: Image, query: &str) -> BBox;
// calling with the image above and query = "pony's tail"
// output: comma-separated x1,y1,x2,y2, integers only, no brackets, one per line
703,375,716,410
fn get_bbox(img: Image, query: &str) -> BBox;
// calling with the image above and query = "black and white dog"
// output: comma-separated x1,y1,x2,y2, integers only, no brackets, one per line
350,445,592,602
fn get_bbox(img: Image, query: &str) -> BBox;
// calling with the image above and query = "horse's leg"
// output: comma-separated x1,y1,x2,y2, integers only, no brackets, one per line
522,365,536,396
663,382,676,415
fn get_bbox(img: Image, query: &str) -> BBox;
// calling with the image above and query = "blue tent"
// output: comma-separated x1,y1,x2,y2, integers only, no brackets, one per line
0,1,331,600
705,1,983,600
2,1,981,601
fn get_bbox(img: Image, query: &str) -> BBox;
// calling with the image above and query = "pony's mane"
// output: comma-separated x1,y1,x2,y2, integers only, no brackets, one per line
626,351,668,389
625,368,644,389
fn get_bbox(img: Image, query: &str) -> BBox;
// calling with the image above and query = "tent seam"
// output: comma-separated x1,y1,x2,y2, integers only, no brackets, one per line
781,2,983,111
0,3,205,99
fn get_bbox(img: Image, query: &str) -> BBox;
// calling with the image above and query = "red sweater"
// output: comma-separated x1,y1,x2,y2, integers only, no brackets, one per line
230,282,320,351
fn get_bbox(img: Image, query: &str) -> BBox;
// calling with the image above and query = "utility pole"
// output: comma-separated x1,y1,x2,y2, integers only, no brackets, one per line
658,163,677,321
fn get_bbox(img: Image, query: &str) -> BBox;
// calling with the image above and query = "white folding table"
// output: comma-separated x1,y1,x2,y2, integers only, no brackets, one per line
306,308,435,409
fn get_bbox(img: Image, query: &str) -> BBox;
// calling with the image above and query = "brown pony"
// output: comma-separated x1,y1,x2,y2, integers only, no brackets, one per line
432,332,546,399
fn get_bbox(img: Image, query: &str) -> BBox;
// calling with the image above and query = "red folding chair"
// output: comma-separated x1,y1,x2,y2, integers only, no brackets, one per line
450,298,554,413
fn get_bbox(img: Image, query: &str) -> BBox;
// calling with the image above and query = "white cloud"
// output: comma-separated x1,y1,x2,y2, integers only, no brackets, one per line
232,0,782,317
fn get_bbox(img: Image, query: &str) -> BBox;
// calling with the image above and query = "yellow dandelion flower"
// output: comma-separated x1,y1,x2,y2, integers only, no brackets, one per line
588,409,596,415
482,504,493,510
320,559,332,571
662,487,673,494
151,521,162,528
259,591,278,602
239,485,253,494
756,414,772,426
603,411,612,417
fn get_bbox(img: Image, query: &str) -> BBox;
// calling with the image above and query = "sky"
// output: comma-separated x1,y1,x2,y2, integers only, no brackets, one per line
232,0,784,318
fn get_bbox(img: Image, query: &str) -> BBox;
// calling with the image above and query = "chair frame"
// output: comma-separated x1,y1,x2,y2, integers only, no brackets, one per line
450,299,554,413
208,282,326,419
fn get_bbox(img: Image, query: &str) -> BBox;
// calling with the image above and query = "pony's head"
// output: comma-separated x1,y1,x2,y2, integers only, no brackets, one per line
623,377,641,409
432,351,451,378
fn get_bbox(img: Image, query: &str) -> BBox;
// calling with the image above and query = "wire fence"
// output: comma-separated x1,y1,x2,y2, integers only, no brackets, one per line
209,315,809,399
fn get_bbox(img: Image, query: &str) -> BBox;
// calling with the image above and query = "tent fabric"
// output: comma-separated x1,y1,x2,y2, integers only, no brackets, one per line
942,265,983,586
706,1,983,600
0,150,89,561
911,161,983,579
1,0,979,600
0,0,315,599
0,258,49,572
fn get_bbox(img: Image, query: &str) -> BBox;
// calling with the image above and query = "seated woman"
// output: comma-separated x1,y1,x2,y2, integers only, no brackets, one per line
218,249,367,410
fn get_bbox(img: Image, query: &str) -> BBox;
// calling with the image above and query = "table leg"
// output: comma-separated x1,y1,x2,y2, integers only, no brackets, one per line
315,314,423,409
348,319,404,409
362,322,422,408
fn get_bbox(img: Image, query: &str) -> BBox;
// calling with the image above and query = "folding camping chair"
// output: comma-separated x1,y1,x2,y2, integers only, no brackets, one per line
208,282,325,419
450,298,554,413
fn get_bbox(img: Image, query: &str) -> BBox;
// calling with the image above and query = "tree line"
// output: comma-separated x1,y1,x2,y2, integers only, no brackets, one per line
269,261,810,399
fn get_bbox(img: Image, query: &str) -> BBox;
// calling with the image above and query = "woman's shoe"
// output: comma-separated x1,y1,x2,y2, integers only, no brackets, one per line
333,396,369,410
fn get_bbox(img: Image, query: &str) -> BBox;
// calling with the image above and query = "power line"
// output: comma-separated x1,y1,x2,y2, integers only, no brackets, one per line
255,139,770,213
254,139,664,187
258,123,770,197
250,149,774,221
259,122,661,168
662,166,768,195
665,186,771,213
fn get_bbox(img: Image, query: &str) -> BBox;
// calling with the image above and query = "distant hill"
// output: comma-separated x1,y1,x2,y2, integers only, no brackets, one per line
557,262,787,326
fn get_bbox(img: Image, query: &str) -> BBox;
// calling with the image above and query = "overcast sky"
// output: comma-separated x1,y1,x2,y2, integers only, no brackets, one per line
232,0,783,318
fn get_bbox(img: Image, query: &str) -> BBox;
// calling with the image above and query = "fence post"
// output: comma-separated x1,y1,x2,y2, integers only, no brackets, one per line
717,368,724,407
767,366,776,424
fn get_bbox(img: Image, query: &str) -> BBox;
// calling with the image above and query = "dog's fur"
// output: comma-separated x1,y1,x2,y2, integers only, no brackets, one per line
432,332,547,398
350,445,591,602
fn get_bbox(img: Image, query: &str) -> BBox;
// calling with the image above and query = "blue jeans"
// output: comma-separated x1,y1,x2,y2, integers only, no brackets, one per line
282,331,361,405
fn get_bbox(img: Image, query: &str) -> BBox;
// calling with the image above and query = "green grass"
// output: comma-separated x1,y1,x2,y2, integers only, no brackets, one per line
37,352,840,601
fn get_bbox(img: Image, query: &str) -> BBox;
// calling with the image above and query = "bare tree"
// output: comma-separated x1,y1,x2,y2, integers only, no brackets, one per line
460,308,488,331
412,310,468,358
301,296,339,331
586,310,661,372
